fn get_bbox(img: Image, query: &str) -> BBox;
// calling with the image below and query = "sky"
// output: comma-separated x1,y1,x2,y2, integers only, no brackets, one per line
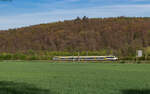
0,0,150,30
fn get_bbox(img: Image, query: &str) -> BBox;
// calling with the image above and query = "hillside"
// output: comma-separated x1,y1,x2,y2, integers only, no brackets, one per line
1,17,150,56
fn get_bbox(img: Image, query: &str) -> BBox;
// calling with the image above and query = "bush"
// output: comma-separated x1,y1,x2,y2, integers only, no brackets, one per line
0,53,12,60
120,56,135,60
12,53,27,60
27,55,38,60
136,61,141,64
137,56,145,60
119,60,126,64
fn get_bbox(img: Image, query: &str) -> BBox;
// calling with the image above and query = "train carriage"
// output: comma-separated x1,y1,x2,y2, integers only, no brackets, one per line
53,56,118,61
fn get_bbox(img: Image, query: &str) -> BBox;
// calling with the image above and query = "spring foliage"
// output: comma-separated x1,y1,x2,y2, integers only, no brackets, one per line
0,17,150,57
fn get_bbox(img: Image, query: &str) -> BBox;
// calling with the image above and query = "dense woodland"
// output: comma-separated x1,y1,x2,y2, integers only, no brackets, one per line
1,17,150,59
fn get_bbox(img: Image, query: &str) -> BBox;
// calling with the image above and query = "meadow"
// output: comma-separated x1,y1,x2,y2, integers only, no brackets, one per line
0,61,149,94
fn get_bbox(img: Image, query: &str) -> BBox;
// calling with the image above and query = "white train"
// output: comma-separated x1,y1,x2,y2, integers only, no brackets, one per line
53,56,118,61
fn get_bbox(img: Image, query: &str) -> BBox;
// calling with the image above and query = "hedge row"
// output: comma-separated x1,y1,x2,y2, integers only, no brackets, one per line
0,51,148,60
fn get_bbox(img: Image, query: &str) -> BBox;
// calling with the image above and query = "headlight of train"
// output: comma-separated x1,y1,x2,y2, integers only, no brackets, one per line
114,57,118,60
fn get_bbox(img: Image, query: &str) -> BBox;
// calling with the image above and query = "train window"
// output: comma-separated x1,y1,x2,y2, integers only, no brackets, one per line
106,57,114,58
73,58,78,59
85,58,95,59
96,57,104,59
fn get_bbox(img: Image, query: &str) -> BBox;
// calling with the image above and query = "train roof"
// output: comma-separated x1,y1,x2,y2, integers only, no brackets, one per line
54,56,116,58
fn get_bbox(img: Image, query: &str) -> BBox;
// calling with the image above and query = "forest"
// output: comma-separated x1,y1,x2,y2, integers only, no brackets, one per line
0,16,150,59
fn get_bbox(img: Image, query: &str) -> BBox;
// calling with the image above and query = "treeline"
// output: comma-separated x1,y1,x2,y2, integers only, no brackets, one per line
1,16,150,58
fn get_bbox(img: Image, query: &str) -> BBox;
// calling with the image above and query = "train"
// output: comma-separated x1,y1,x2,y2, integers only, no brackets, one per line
53,56,118,61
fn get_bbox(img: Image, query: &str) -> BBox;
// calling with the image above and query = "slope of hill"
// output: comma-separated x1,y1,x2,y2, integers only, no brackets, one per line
1,17,150,56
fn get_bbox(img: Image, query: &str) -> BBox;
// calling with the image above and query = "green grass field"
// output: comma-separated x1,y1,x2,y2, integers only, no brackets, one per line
0,61,150,94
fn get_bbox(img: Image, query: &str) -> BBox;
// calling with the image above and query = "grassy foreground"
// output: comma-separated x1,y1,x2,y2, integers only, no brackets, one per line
0,61,149,94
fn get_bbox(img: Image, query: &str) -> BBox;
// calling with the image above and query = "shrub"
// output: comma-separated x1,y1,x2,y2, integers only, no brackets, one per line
27,55,38,60
119,60,126,64
120,56,135,60
12,53,27,60
0,53,12,60
136,61,141,64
